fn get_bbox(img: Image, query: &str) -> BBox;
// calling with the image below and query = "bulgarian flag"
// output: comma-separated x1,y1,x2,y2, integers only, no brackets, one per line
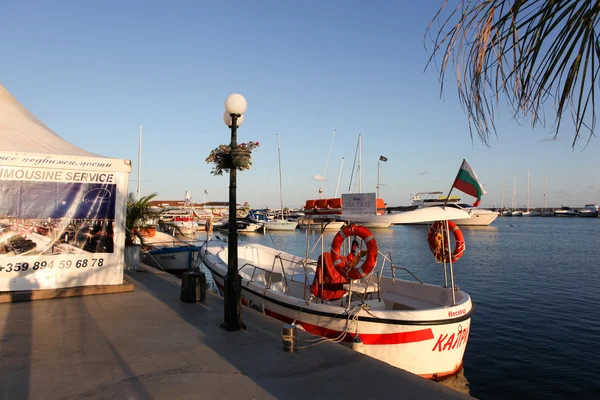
452,159,487,207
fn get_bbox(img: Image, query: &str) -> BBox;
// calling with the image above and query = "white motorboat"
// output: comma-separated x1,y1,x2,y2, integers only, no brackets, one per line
511,210,523,217
554,206,577,217
577,204,599,218
404,192,498,226
140,231,201,275
201,206,474,379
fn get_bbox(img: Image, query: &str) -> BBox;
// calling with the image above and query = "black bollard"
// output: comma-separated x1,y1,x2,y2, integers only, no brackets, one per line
180,270,207,302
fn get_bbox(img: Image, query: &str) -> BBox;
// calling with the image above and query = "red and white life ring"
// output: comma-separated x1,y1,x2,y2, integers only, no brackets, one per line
330,224,378,280
427,220,465,263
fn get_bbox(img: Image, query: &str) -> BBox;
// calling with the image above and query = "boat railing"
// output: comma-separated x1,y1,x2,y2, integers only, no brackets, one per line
273,254,314,299
380,251,423,284
240,262,281,290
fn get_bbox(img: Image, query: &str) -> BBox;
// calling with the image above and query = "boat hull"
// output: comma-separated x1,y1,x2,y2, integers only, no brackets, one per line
264,221,298,231
203,252,472,379
142,246,199,275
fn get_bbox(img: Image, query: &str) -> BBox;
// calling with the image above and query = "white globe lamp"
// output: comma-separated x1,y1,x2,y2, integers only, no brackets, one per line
224,93,247,116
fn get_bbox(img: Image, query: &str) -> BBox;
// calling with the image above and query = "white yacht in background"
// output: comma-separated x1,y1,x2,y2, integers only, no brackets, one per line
406,192,498,226
554,206,577,217
577,204,599,218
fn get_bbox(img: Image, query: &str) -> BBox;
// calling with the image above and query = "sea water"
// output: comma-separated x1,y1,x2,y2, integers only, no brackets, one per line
201,217,600,399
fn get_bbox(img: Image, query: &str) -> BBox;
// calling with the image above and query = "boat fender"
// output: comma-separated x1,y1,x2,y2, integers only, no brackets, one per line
351,334,365,354
427,220,465,263
205,219,213,233
330,224,378,280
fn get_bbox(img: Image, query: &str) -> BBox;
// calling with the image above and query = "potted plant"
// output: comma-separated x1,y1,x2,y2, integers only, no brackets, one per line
205,141,260,176
125,192,160,270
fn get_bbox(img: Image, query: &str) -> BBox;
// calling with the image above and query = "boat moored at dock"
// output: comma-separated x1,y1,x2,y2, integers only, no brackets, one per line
201,206,474,378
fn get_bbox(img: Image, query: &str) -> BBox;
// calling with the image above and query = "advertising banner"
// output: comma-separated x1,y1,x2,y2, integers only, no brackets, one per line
0,165,128,291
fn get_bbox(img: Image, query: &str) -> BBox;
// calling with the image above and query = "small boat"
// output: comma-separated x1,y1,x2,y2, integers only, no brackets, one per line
501,210,512,217
577,204,599,218
511,210,523,217
141,231,201,275
202,206,474,378
554,206,577,217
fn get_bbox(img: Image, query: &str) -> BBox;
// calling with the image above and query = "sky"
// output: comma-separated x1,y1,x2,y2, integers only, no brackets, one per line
1,0,599,209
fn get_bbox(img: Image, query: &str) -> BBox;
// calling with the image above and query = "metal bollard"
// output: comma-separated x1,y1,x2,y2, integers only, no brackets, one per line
282,324,297,352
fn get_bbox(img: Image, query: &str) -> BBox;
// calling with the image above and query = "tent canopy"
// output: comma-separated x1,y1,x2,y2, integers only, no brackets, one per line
0,84,131,173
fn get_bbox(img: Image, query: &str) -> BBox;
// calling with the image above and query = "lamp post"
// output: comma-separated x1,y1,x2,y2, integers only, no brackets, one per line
222,93,247,331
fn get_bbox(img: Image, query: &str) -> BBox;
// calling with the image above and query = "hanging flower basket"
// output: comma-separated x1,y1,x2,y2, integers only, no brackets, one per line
206,141,259,176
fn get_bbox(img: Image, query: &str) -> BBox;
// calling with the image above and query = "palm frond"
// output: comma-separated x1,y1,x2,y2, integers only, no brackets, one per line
426,0,600,148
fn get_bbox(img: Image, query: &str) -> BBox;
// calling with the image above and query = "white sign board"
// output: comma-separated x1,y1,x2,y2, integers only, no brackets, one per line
0,163,128,291
342,193,377,216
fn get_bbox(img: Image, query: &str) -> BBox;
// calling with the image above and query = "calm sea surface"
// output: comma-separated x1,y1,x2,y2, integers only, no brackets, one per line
200,217,600,399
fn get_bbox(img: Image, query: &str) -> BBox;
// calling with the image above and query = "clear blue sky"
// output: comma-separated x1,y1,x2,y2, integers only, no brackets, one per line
2,0,598,209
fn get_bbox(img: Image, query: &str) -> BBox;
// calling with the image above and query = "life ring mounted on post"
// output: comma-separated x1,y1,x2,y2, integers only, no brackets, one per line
427,220,465,263
330,224,378,280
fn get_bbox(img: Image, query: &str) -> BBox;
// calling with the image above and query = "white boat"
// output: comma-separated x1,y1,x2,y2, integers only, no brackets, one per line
141,231,201,275
159,208,199,237
201,207,473,378
501,210,512,217
577,204,599,218
404,192,498,226
554,206,577,217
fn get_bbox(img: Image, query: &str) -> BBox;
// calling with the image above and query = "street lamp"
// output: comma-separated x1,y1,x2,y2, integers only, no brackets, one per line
222,93,247,331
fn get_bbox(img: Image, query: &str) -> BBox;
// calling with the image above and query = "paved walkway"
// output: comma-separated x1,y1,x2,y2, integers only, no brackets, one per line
0,267,472,400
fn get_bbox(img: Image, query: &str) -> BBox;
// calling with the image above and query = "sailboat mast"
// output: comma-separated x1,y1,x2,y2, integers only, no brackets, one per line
544,176,548,210
334,157,344,198
527,169,530,211
358,134,362,192
512,174,517,210
321,129,336,196
137,125,142,200
277,133,284,219
502,175,506,209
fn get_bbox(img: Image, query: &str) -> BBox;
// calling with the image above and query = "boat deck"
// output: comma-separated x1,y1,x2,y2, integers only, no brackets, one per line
0,266,471,399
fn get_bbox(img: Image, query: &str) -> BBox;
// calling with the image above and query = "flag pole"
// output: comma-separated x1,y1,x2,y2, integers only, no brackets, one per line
443,159,465,209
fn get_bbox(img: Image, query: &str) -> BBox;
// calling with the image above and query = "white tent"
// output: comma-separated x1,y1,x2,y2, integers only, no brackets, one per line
0,84,132,291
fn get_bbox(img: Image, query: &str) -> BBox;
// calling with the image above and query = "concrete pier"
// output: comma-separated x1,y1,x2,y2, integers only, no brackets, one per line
0,266,472,399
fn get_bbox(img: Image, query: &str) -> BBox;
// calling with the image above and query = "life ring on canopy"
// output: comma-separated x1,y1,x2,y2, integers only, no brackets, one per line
330,224,378,280
427,220,465,263
205,219,213,233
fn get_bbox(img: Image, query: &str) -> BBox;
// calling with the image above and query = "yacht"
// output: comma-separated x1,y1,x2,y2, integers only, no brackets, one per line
577,204,599,218
406,192,498,226
554,206,577,217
